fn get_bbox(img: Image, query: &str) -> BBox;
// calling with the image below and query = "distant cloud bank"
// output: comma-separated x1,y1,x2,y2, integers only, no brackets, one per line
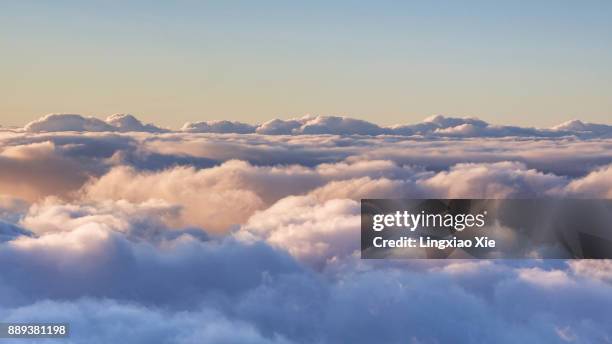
13,113,612,138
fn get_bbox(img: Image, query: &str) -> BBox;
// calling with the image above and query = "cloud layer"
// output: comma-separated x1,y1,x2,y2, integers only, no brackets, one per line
1,113,612,342
15,113,612,138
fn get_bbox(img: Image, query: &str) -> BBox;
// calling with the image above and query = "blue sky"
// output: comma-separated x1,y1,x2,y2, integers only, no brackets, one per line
1,0,611,128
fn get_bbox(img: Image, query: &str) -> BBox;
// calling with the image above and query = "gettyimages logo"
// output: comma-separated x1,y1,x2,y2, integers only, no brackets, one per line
371,210,487,231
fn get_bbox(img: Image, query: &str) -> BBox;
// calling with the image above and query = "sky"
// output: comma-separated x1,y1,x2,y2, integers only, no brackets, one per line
1,0,611,128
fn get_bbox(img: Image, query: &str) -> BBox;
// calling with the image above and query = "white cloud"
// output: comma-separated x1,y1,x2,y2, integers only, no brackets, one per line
239,196,360,267
105,114,167,133
417,161,566,198
80,159,425,232
553,119,612,137
24,113,166,133
81,163,267,232
517,267,573,288
182,120,257,133
569,260,612,283
563,164,612,197
256,119,303,135
25,114,114,132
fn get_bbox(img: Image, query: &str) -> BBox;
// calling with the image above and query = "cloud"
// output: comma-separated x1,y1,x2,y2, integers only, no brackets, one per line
16,113,612,138
10,114,612,178
0,141,93,201
1,128,610,235
24,114,115,132
182,120,257,134
198,113,612,138
3,113,612,342
569,260,612,283
256,119,303,135
80,159,425,232
18,198,181,238
563,164,612,197
80,162,305,232
555,326,577,342
309,177,415,201
417,161,566,198
3,257,610,343
23,114,166,133
2,194,612,342
235,162,585,267
85,157,558,236
239,196,360,267
295,115,386,135
105,114,167,133
517,267,574,288
553,120,612,137
1,209,299,308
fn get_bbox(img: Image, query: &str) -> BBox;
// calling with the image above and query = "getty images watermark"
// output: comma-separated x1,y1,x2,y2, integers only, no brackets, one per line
361,199,612,259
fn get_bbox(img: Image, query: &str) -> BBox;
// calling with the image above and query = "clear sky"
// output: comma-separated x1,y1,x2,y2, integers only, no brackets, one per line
1,0,611,128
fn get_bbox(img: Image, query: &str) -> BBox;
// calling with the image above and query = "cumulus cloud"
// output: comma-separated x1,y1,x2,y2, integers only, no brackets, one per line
553,120,612,136
295,115,386,135
240,113,612,138
105,114,167,133
181,120,257,134
19,198,182,239
309,177,415,201
1,212,299,308
563,164,612,197
80,159,426,232
15,113,612,138
517,267,574,288
80,162,307,232
255,119,303,135
234,162,598,266
24,114,115,132
569,260,612,283
239,196,360,267
417,161,566,198
23,114,166,133
0,141,93,201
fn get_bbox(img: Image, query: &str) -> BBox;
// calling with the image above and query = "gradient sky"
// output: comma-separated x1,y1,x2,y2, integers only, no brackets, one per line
1,0,611,128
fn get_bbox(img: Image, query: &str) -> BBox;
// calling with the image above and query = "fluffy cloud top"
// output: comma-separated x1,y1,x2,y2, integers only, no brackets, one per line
23,113,166,133
552,119,612,136
181,120,257,134
105,114,168,133
25,114,115,132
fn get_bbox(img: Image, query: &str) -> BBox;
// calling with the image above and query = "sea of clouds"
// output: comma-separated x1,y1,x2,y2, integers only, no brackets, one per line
1,113,612,343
